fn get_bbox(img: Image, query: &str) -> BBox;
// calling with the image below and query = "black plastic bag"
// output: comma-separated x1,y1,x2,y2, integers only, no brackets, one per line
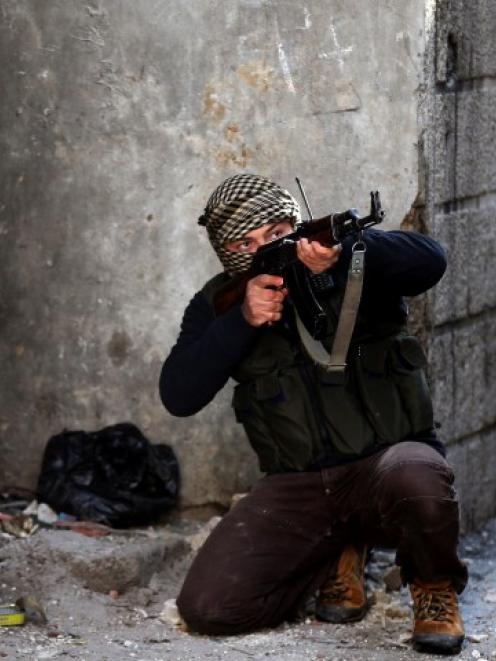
37,423,179,528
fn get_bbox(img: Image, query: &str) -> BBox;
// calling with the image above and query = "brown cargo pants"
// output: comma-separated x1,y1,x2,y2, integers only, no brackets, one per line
177,441,468,635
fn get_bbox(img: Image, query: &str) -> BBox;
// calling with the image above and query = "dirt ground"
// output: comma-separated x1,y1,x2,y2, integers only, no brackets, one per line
0,514,495,661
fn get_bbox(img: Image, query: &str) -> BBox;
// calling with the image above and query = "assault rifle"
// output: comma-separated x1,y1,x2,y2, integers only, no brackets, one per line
213,191,385,341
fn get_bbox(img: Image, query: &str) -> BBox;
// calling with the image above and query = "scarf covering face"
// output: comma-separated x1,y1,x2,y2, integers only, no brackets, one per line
198,173,301,276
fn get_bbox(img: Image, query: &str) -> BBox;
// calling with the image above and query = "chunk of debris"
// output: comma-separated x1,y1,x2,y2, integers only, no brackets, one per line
159,599,185,628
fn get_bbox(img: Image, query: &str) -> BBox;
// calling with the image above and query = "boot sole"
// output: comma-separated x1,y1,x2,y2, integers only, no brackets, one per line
412,633,464,655
315,602,369,624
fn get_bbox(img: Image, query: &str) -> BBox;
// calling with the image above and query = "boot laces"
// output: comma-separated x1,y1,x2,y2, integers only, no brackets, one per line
412,584,456,622
321,575,350,602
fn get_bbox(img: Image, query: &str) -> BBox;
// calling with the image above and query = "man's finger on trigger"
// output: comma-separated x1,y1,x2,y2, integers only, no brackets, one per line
310,242,332,256
256,274,284,288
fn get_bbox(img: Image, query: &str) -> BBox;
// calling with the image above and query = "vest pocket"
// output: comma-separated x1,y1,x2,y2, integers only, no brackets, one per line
356,335,433,443
390,336,434,434
232,382,281,473
316,373,377,455
232,368,321,473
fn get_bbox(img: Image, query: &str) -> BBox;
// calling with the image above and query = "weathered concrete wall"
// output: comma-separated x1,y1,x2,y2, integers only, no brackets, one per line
1,0,433,510
421,0,496,530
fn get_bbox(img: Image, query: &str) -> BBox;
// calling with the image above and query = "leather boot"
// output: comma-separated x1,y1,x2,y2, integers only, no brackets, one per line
315,543,368,623
410,579,465,654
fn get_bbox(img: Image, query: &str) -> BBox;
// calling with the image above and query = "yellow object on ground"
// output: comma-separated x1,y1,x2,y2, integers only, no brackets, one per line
0,605,25,626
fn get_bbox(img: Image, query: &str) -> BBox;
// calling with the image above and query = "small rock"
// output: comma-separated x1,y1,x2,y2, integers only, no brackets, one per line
37,504,58,525
23,500,39,516
384,566,402,592
484,591,496,603
109,590,119,600
134,608,148,619
16,595,47,624
467,633,489,643
159,599,184,628
372,589,390,604
1,515,38,538
385,602,410,619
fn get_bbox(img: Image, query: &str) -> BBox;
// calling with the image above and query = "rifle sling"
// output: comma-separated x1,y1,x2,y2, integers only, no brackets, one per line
295,243,365,376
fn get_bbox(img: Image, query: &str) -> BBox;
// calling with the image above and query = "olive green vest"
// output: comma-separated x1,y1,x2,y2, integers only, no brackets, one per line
203,273,434,474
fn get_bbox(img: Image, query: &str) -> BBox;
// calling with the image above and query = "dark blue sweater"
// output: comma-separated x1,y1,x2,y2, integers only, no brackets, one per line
160,230,447,425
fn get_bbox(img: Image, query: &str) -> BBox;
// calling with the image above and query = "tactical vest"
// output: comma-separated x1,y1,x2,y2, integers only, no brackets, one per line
203,272,434,474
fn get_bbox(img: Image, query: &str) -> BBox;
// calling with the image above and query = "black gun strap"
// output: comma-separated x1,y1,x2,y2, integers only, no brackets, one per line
295,243,365,373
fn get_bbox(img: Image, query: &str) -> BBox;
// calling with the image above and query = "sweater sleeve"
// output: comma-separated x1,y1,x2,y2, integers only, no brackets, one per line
336,229,447,297
159,291,258,417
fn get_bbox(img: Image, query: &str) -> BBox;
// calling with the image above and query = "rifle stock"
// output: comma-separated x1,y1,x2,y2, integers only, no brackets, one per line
214,272,251,316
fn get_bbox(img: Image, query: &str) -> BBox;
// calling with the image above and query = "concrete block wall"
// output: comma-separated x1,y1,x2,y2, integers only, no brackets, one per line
422,0,496,531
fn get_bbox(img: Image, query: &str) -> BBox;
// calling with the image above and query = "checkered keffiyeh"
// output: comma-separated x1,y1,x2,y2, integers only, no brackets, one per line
198,174,301,276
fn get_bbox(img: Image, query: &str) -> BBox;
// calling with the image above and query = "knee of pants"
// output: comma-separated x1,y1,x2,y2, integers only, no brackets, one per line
382,476,459,535
380,459,455,504
379,462,459,528
177,585,267,636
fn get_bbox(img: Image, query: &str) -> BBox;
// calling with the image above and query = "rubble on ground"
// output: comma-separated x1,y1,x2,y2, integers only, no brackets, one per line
0,499,494,660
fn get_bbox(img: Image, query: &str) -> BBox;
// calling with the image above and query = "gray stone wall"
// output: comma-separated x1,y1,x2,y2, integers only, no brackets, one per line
421,0,496,531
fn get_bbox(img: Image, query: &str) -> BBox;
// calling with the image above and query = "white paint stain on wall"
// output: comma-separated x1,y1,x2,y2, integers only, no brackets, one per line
296,7,312,30
277,43,296,94
319,18,353,69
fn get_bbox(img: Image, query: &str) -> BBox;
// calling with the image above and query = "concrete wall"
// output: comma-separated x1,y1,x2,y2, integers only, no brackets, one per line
421,0,496,531
5,0,493,524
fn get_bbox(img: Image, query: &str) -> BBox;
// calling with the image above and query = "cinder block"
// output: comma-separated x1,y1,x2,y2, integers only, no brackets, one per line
431,212,469,325
430,316,495,444
431,94,457,205
432,208,496,325
451,320,486,439
447,428,496,532
456,91,496,200
436,0,496,83
482,316,496,428
432,91,496,205
430,328,456,444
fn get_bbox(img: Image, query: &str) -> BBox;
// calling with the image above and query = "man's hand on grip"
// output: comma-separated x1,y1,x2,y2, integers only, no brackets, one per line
241,274,288,327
